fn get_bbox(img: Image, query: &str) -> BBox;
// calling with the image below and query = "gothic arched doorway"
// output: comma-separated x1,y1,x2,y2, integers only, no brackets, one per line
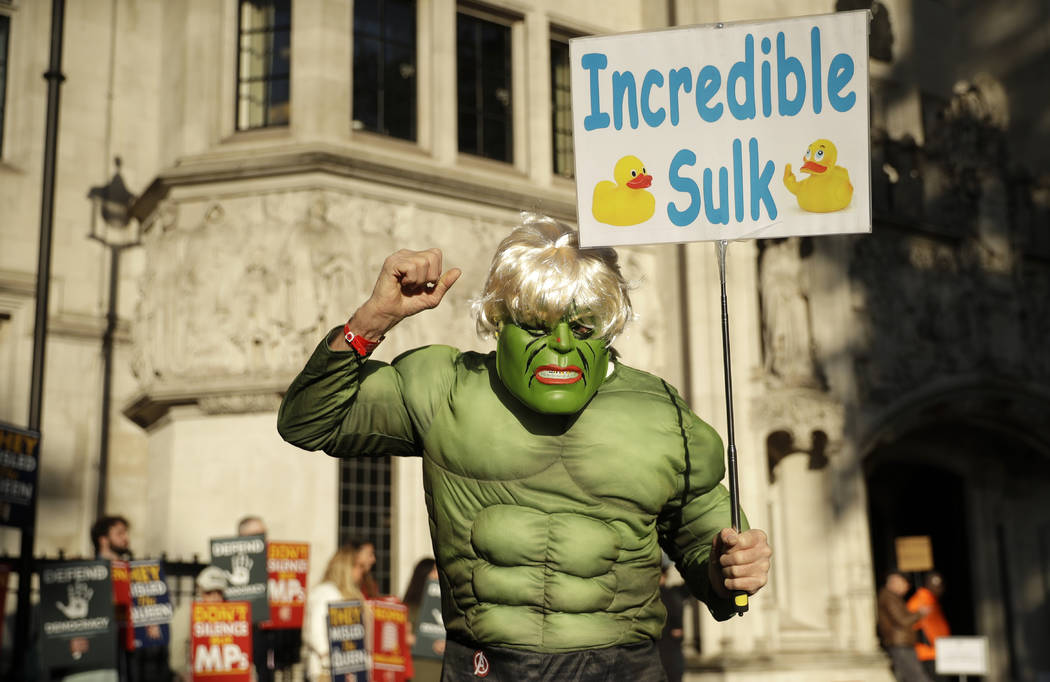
865,452,974,635
863,419,1050,681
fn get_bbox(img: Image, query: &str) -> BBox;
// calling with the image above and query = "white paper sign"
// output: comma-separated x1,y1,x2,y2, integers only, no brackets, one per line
936,636,989,675
570,11,871,247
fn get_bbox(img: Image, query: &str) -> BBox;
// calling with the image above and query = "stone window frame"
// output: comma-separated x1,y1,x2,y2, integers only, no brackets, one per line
339,457,393,596
549,26,578,180
455,3,521,165
235,0,292,131
352,0,418,142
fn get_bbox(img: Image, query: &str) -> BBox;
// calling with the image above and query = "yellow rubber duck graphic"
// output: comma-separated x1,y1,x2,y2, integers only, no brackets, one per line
783,139,853,213
592,155,656,226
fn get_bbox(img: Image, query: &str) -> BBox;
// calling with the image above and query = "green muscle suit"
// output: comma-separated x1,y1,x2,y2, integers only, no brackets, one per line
278,334,744,653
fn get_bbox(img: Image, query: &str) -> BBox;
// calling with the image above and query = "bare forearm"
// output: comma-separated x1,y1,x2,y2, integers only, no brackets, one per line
328,249,461,352
329,301,401,351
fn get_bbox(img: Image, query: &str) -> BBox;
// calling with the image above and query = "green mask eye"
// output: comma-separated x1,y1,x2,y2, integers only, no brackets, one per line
569,321,595,340
495,320,610,414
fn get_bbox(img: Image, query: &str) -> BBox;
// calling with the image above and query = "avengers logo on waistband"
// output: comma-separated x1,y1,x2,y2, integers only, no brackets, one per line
473,650,490,678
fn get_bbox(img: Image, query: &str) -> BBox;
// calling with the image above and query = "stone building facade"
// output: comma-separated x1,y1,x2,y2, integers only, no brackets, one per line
0,0,1047,679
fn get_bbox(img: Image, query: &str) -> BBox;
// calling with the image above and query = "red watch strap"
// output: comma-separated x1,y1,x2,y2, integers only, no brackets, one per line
343,322,382,356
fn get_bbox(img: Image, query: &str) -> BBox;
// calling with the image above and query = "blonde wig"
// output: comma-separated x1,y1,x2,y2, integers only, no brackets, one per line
473,213,633,341
321,544,365,601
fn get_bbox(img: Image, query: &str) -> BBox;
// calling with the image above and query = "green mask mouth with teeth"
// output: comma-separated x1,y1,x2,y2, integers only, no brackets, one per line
495,319,610,415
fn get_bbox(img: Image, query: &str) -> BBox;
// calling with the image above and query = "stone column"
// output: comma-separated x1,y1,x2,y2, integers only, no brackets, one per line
523,10,552,187
428,0,457,165
292,0,352,143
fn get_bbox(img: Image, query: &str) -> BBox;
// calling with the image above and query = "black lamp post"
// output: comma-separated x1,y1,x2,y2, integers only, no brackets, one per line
14,0,66,673
87,157,139,519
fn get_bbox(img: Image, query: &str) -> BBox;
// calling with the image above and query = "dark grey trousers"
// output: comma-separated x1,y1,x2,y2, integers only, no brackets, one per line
887,646,934,682
440,639,668,682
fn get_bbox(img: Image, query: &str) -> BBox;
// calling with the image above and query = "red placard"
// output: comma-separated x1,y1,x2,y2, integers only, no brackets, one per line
111,559,135,651
260,541,309,629
370,599,410,682
190,601,253,680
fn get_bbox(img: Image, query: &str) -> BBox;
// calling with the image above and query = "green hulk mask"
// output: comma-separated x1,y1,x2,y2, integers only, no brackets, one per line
495,319,610,414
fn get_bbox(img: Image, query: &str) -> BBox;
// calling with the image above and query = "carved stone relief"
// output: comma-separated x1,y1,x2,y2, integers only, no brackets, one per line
849,225,1045,404
754,386,845,459
834,1,894,62
1019,267,1050,379
849,70,1050,405
870,73,1020,241
130,189,497,413
198,393,284,415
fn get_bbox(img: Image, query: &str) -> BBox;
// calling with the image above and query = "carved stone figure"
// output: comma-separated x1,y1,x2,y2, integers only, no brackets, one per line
849,211,1048,404
759,238,821,388
280,195,354,347
130,189,503,410
835,1,893,62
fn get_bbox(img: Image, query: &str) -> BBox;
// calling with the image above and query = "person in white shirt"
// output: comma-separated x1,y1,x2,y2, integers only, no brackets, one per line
303,544,367,681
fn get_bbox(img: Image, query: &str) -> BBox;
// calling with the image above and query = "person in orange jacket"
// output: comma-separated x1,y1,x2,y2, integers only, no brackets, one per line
907,572,950,678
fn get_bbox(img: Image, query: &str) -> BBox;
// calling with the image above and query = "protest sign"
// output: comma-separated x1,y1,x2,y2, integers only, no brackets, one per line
261,541,309,629
936,636,989,676
410,577,445,660
570,11,870,247
130,559,173,649
0,422,40,530
327,600,369,682
371,599,409,682
191,601,253,680
111,559,135,651
210,534,269,623
39,560,118,671
895,535,934,573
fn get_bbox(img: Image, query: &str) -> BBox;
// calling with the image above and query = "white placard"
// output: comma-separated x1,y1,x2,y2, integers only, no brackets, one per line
936,636,989,676
570,11,871,247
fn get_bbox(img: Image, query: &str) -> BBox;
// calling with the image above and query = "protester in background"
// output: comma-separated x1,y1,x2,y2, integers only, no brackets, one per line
237,515,267,537
907,572,950,680
97,517,173,682
402,558,443,682
237,516,303,675
91,516,131,560
236,515,275,682
878,572,932,682
304,545,366,682
171,565,232,679
58,517,134,681
62,516,173,681
354,539,379,599
657,557,687,682
196,566,228,602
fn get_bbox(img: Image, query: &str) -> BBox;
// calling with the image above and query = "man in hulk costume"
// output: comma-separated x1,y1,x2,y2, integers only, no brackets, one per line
278,215,771,681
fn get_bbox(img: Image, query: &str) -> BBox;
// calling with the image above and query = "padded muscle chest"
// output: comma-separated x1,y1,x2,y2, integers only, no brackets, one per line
404,352,707,650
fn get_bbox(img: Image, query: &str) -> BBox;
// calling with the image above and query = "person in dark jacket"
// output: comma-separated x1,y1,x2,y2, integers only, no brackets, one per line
404,558,444,682
877,572,932,682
